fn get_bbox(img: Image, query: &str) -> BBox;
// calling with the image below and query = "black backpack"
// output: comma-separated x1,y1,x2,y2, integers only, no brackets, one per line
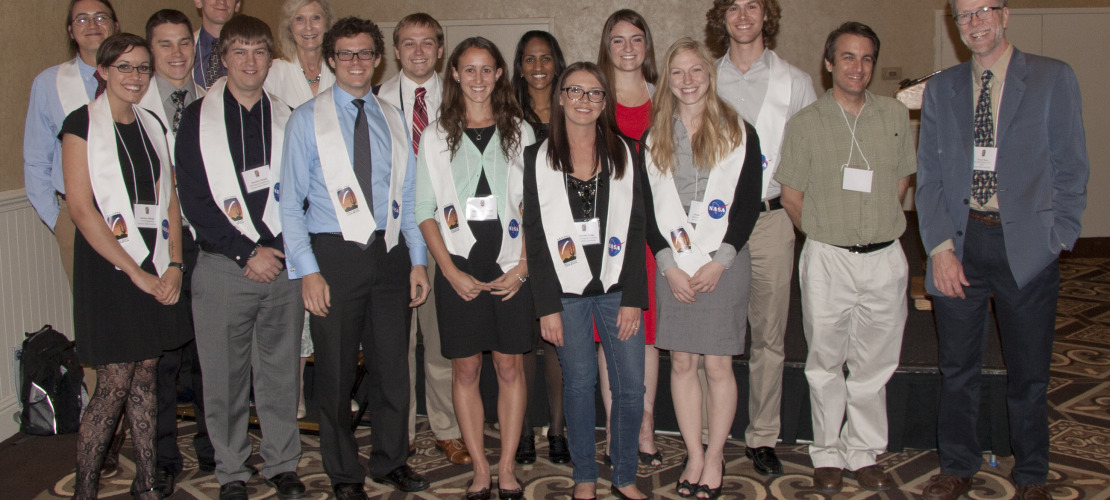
19,325,88,435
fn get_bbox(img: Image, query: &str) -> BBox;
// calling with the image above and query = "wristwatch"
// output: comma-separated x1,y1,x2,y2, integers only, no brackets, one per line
168,261,186,273
248,245,260,260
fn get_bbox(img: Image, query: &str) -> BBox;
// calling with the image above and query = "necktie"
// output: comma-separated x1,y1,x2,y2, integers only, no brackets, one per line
170,89,188,135
971,70,996,206
412,87,428,155
352,98,375,247
94,71,107,98
204,39,222,89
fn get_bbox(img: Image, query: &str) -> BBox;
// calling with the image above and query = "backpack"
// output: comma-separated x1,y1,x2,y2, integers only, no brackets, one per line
18,325,88,435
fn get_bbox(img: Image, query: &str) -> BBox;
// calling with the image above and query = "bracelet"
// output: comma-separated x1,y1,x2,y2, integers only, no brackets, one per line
516,274,527,283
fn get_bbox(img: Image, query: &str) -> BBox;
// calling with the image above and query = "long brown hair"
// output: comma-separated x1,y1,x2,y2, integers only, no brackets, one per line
438,37,523,160
649,38,744,175
546,62,628,180
597,9,658,86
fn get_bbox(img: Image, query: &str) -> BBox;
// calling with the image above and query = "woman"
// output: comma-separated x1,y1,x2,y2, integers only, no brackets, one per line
415,37,532,500
265,0,335,107
264,0,335,419
597,8,662,467
61,33,184,499
523,62,649,500
509,29,571,466
645,38,762,499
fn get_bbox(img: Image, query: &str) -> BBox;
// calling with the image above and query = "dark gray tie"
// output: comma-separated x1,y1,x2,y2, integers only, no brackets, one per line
170,89,187,135
352,98,374,247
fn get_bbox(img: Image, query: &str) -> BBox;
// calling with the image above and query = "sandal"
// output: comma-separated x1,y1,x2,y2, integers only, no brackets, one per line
675,479,697,498
638,450,663,467
695,483,722,500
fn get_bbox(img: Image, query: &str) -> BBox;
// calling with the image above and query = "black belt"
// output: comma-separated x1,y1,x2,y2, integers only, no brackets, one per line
835,240,895,254
309,230,385,243
967,210,1001,226
198,241,277,254
759,196,783,213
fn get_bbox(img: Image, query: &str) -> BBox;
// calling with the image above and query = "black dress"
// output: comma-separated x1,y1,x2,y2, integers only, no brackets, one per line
434,128,534,358
61,106,190,365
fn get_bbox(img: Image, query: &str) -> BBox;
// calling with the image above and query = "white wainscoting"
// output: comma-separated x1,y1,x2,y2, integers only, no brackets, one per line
0,189,73,441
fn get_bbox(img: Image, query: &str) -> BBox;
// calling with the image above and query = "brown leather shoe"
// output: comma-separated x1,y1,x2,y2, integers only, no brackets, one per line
1015,484,1051,500
922,474,972,500
813,467,843,494
846,464,893,491
436,438,472,465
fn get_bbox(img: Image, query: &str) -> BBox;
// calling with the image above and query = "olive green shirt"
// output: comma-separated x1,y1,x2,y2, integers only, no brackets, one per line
774,90,917,246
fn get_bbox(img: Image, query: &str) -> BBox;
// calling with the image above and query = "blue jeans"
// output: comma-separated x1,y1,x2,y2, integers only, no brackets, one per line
556,292,645,487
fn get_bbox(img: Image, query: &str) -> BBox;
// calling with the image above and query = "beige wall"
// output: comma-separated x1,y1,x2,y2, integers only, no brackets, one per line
8,0,1108,209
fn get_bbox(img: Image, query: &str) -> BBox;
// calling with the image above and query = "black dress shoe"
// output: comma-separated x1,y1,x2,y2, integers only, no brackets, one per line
745,446,783,476
548,435,570,464
371,464,429,492
515,436,537,464
218,481,248,500
498,482,525,500
612,487,652,500
153,467,175,497
265,471,306,499
332,482,368,500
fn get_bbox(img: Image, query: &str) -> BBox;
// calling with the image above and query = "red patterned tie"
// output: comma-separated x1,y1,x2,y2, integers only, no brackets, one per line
412,87,428,155
94,71,107,98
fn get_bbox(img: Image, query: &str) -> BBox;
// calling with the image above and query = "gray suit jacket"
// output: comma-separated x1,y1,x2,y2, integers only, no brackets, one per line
916,47,1088,292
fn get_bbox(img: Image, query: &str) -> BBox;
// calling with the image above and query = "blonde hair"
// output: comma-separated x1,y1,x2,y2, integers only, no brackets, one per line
277,0,334,61
649,38,743,175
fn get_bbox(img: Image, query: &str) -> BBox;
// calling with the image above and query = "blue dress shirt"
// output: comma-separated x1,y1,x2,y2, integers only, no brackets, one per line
24,57,98,229
281,84,426,279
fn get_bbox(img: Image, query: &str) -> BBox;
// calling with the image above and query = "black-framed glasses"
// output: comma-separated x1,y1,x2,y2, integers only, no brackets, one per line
72,13,113,27
110,63,153,74
562,86,606,103
334,49,378,61
953,6,1003,25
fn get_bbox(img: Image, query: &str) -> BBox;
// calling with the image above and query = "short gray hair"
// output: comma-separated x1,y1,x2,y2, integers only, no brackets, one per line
949,0,1008,14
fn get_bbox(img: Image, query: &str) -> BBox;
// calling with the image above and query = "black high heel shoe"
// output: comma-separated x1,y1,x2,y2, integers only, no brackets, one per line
694,461,726,500
497,479,524,500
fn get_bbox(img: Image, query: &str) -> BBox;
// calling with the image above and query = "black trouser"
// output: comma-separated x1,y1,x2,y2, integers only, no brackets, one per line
156,339,214,472
310,233,412,484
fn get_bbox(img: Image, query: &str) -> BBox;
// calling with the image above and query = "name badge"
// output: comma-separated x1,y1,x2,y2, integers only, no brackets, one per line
973,146,998,172
466,195,498,221
242,165,271,193
575,218,601,246
842,166,873,193
134,204,159,229
687,200,703,225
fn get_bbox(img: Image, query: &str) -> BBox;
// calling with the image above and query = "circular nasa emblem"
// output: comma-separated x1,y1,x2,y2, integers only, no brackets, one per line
761,154,769,171
392,200,401,219
508,219,520,238
273,182,281,202
608,237,624,257
707,199,727,219
161,219,170,239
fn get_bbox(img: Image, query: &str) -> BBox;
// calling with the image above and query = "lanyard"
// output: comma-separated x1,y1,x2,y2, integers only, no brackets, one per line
837,102,871,171
236,96,268,172
113,119,157,204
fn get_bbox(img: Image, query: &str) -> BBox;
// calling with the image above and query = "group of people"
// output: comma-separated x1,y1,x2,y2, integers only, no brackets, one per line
23,0,1086,499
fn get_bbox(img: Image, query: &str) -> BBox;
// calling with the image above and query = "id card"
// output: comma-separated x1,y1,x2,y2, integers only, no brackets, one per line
466,195,498,221
842,167,873,193
687,200,703,225
575,218,601,246
973,146,998,172
242,165,271,193
134,204,158,228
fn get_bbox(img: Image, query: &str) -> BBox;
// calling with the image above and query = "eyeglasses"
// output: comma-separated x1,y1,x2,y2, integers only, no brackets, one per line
334,49,378,61
72,13,113,27
953,6,1003,25
562,86,606,103
109,63,153,74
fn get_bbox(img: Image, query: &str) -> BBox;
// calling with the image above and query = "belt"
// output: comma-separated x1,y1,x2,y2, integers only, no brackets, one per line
835,240,895,254
760,196,783,213
967,210,1001,226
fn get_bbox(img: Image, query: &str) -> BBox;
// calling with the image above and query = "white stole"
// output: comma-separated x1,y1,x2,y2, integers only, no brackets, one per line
198,78,287,241
86,95,173,275
423,121,526,272
313,87,407,250
535,139,635,294
754,50,791,199
57,58,91,116
645,132,747,275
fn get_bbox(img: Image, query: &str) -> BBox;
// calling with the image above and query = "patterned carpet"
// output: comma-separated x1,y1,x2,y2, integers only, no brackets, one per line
34,257,1110,499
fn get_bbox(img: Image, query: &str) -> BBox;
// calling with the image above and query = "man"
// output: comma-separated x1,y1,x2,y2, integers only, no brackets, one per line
24,0,118,287
175,15,306,500
193,0,242,89
916,1,1088,499
281,17,431,499
139,9,215,496
706,0,816,476
775,22,916,494
372,12,470,467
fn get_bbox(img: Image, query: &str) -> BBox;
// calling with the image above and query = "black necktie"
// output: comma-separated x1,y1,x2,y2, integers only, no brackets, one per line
170,89,187,135
352,98,375,247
